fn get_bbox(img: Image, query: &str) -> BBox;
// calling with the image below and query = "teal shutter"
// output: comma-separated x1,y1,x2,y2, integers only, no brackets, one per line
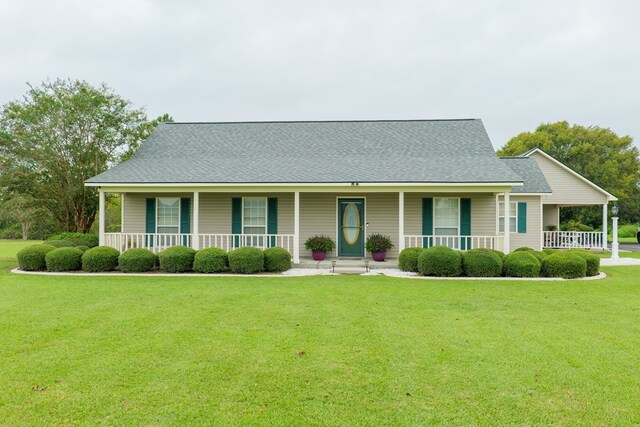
460,198,471,250
180,198,191,245
145,198,156,248
422,198,433,248
517,202,527,234
267,198,278,247
232,198,242,247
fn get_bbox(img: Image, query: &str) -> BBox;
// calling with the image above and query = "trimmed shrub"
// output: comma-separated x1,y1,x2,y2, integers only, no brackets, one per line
542,248,558,256
82,246,120,272
417,246,462,277
228,246,264,274
462,249,503,277
76,245,90,253
16,244,56,271
119,248,156,273
264,247,292,272
568,249,600,277
514,247,535,252
398,247,424,272
193,247,228,273
158,246,196,273
528,250,547,263
503,251,541,278
490,249,506,259
45,247,83,272
542,252,587,279
46,232,99,248
46,240,75,248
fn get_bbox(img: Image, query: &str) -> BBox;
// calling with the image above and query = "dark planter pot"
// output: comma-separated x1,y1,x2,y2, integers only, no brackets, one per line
371,251,387,262
312,250,327,261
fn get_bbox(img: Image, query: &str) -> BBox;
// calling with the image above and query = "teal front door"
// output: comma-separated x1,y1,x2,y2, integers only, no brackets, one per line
338,198,365,257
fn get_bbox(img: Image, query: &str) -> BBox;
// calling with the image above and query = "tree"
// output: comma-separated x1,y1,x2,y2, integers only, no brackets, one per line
498,121,640,225
0,194,48,239
0,79,170,232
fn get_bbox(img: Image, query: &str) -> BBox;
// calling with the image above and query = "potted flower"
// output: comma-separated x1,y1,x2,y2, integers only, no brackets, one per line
304,235,336,261
365,234,394,261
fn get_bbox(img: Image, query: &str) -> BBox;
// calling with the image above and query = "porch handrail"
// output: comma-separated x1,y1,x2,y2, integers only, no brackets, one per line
543,231,604,249
199,234,295,253
404,235,504,251
104,233,192,253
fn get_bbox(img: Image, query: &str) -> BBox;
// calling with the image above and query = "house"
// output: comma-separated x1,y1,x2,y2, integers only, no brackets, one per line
85,119,617,263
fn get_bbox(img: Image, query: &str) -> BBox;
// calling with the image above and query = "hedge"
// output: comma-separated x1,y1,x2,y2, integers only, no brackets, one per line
417,246,462,277
514,247,535,252
76,245,90,253
158,246,196,273
264,247,292,272
542,252,587,279
193,247,228,273
17,244,56,271
568,249,600,277
46,232,99,248
119,248,156,273
228,246,264,274
82,246,120,272
45,247,83,272
462,248,502,277
398,247,424,272
46,240,75,248
503,251,540,278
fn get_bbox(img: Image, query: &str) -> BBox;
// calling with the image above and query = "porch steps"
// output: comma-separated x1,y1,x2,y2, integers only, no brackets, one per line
296,257,398,274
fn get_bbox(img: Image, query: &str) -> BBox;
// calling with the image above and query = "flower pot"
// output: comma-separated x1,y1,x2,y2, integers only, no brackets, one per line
311,250,327,261
371,251,386,262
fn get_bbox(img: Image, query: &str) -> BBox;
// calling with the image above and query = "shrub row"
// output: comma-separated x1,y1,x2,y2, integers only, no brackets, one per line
398,245,599,278
16,243,292,274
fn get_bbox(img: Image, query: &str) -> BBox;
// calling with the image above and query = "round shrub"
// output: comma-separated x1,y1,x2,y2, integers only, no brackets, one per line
82,246,120,272
193,247,228,273
16,244,56,271
46,240,75,248
490,249,506,259
462,249,503,277
76,245,90,253
264,247,292,272
46,232,99,248
398,247,424,272
119,248,156,273
158,246,196,273
514,247,535,252
417,246,462,277
45,247,83,272
568,250,600,277
228,246,264,274
542,252,587,279
527,250,547,263
503,251,541,278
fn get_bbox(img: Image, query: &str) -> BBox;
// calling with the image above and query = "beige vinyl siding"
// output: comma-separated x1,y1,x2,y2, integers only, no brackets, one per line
530,152,608,205
543,204,559,229
498,195,543,251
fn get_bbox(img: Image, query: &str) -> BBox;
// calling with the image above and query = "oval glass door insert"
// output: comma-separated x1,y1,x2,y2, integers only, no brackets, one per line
342,203,361,244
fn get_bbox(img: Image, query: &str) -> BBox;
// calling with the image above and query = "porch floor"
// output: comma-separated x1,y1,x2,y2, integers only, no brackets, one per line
296,257,398,273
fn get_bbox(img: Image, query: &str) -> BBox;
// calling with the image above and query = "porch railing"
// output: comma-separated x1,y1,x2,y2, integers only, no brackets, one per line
104,233,295,254
404,235,504,251
543,231,604,249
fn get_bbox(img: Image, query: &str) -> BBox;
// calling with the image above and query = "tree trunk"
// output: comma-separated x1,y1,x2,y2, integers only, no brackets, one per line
22,222,29,240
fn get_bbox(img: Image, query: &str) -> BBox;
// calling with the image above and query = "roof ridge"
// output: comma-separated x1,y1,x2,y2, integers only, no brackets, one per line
162,118,480,125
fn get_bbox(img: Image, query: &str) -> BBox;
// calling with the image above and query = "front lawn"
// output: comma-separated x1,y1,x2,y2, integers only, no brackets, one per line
0,245,639,424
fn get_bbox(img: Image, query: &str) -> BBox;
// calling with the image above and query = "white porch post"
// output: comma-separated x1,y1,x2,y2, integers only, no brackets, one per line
192,191,200,250
602,203,608,250
503,191,510,254
293,191,300,264
398,191,405,252
99,189,105,246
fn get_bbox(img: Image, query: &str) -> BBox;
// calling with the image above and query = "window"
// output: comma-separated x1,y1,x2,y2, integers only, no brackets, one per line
157,198,180,234
243,197,267,235
434,198,459,236
499,201,517,233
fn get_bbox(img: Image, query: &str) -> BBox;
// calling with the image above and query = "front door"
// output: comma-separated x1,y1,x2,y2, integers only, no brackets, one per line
338,198,365,257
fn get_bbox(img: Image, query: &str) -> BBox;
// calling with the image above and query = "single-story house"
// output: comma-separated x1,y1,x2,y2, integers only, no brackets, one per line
86,119,617,263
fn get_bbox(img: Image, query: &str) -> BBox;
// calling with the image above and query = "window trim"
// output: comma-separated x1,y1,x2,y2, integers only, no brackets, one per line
156,197,181,234
498,201,518,234
242,196,268,235
433,197,460,236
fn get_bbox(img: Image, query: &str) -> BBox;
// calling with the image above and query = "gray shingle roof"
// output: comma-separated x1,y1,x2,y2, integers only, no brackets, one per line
87,119,525,184
500,157,552,193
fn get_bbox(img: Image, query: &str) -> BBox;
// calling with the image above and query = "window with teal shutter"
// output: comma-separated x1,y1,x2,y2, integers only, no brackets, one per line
180,198,191,245
231,198,242,247
267,198,278,247
460,198,471,250
517,202,527,233
145,198,155,247
422,198,433,248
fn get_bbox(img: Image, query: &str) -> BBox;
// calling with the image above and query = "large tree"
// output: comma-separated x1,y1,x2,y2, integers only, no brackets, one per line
498,121,640,225
0,79,169,232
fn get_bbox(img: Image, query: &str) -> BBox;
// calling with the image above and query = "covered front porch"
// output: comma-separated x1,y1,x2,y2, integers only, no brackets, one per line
541,203,608,250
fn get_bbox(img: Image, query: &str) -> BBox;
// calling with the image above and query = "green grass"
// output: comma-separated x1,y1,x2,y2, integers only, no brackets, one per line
1,242,640,424
0,239,42,261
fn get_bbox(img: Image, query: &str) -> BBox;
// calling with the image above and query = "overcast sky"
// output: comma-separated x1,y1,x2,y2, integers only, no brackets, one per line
1,0,639,148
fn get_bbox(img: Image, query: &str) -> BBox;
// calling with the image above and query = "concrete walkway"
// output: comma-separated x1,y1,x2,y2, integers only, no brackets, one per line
601,257,640,266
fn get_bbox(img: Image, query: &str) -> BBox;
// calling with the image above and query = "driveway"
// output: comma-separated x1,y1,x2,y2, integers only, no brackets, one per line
619,243,640,252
